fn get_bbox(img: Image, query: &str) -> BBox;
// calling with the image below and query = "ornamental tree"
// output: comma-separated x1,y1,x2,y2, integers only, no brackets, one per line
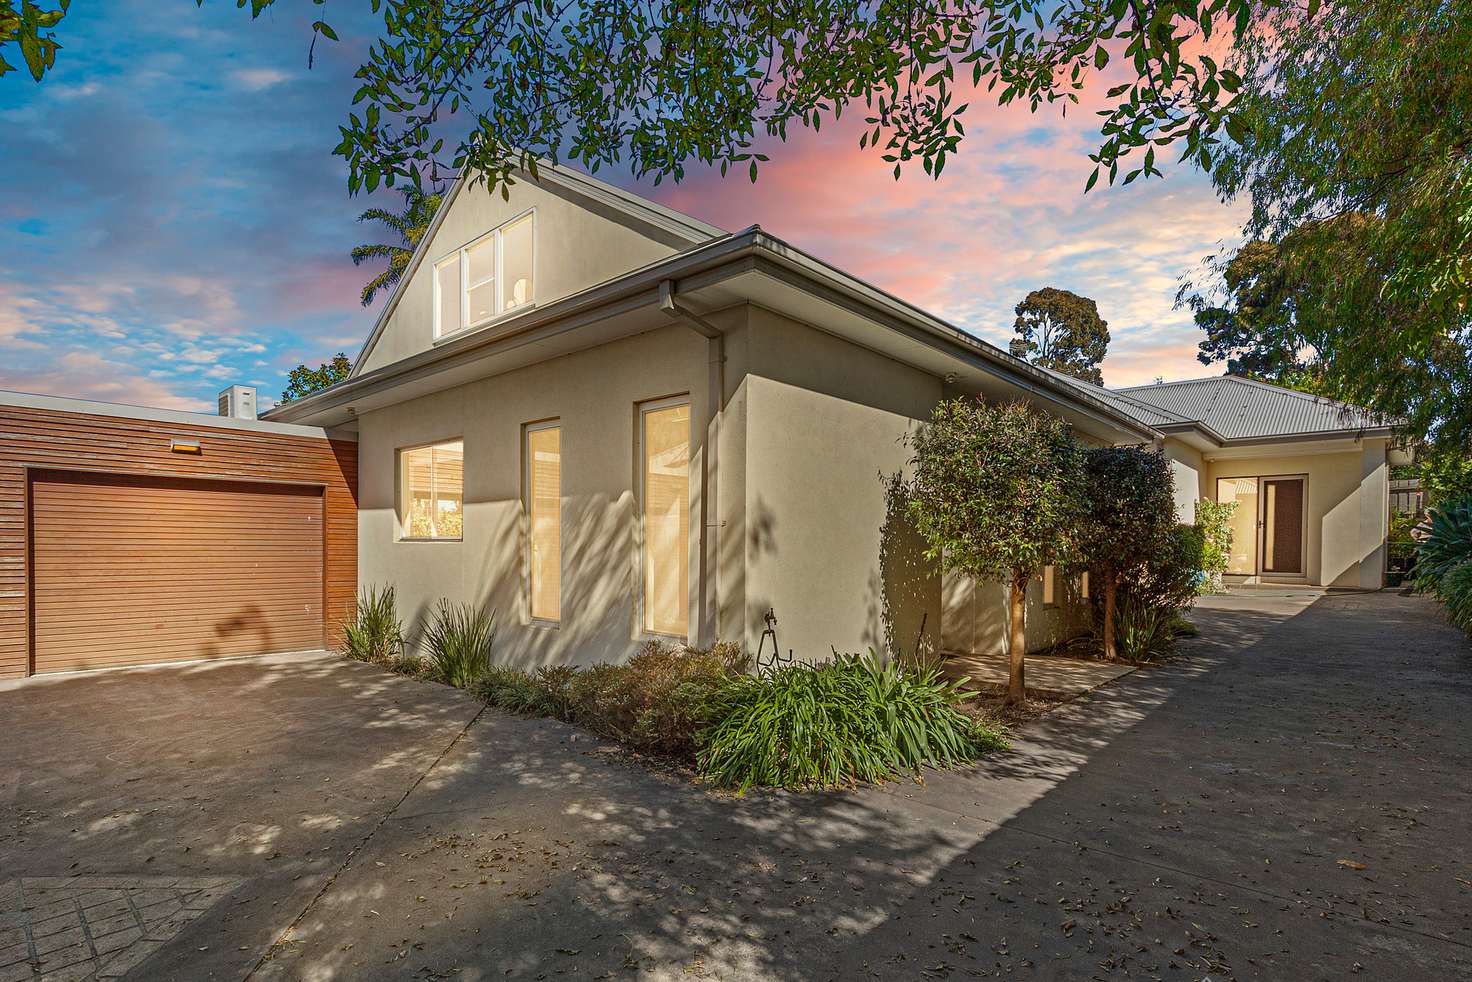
1077,446,1177,660
907,398,1084,703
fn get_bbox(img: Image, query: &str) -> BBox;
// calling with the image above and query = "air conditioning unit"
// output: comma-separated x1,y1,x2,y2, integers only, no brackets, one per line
218,385,257,420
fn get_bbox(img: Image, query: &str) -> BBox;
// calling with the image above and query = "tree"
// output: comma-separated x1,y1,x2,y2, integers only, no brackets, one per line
1012,287,1110,384
1077,446,1176,660
906,398,1083,703
351,187,443,306
281,353,351,403
1,1,1271,194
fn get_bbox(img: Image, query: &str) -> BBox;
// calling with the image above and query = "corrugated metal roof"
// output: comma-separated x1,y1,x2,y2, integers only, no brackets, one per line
1030,368,1392,441
1114,376,1389,440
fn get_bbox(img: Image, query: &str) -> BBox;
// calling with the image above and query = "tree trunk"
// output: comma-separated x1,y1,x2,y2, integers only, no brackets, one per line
1007,572,1027,705
1103,573,1117,662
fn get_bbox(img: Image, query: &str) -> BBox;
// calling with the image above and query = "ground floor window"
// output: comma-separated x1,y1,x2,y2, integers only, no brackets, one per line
401,440,464,540
525,422,561,622
640,398,690,637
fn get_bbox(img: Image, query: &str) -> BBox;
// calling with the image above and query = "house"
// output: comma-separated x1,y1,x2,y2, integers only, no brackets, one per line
263,164,1400,666
0,164,1397,680
1038,370,1400,589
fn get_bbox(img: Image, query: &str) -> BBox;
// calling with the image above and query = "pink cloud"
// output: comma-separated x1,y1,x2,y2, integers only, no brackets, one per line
0,351,208,412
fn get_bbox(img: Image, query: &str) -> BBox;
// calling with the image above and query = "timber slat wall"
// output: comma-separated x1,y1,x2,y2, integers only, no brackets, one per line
0,403,357,679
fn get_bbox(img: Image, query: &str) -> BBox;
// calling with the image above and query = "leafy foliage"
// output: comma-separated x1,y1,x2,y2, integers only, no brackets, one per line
351,186,444,306
280,353,352,403
1130,523,1206,613
907,398,1084,584
1437,560,1472,636
421,600,497,688
0,1,67,80
1413,498,1472,596
907,398,1083,700
340,584,404,664
698,652,1007,792
1110,590,1181,663
1076,445,1176,658
1195,498,1236,589
1012,287,1110,384
473,640,747,756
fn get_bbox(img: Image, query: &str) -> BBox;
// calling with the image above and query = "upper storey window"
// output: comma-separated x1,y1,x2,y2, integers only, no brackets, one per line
433,212,536,338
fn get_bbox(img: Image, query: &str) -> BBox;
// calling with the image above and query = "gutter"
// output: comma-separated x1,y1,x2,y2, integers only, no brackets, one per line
268,227,1161,443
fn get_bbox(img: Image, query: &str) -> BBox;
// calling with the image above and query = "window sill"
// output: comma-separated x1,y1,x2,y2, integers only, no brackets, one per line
433,303,538,346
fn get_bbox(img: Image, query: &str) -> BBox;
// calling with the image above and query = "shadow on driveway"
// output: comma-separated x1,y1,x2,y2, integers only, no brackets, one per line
3,591,1469,980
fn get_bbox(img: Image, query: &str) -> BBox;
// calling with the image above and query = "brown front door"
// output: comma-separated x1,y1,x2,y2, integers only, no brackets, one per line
30,471,325,674
1261,478,1305,575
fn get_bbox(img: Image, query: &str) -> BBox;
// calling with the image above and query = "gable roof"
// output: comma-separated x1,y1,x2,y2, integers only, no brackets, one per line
348,162,726,379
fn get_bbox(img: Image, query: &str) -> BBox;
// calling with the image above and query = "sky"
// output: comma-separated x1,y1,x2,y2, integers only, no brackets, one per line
0,1,1249,413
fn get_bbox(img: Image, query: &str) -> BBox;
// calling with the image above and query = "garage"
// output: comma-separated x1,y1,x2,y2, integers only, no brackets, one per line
30,471,327,674
1,389,357,680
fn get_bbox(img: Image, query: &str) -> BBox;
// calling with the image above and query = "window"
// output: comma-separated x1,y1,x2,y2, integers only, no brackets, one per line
432,212,536,338
525,422,561,622
1042,565,1056,605
640,399,690,637
1080,571,1090,599
400,440,464,539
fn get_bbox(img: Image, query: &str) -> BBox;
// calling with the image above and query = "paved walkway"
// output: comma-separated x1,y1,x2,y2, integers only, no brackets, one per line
2,590,1469,980
945,647,1136,698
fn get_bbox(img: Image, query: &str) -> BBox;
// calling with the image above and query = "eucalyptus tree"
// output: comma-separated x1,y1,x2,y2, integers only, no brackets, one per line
1012,287,1110,384
907,398,1084,703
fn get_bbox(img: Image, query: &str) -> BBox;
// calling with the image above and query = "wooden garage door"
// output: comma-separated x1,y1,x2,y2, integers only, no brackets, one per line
30,471,325,674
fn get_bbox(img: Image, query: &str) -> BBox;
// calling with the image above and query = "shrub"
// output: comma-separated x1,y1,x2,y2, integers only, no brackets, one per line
1111,591,1181,662
340,585,403,663
1131,523,1206,612
1437,560,1472,635
1413,497,1472,593
421,601,497,688
697,652,1007,792
1195,499,1236,592
472,641,747,756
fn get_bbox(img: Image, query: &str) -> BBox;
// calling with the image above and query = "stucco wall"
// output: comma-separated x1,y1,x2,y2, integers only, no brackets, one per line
358,179,686,374
941,570,1093,657
1206,439,1387,588
1162,437,1207,524
356,322,712,667
734,307,947,661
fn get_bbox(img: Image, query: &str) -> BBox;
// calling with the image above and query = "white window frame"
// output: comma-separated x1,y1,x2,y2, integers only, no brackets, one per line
524,418,562,626
397,438,464,542
637,395,691,640
431,208,537,340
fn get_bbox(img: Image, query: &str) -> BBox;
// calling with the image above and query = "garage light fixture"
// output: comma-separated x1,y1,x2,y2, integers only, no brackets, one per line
170,438,203,455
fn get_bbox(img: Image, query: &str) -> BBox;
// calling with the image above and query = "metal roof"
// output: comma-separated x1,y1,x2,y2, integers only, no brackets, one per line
1114,376,1391,440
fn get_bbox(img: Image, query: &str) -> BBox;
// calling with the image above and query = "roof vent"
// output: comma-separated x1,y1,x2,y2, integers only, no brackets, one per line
218,384,257,420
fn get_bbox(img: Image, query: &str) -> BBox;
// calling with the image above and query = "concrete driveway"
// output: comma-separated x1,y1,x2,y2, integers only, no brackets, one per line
2,590,1469,980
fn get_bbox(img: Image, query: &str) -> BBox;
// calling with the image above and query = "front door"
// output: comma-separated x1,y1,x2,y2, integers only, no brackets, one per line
1262,477,1305,575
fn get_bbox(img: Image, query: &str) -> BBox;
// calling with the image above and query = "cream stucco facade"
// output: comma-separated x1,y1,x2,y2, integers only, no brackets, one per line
271,165,1394,672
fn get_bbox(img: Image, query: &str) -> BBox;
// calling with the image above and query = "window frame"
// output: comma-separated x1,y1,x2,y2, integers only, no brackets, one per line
523,418,562,626
637,395,692,641
431,208,537,341
397,437,465,542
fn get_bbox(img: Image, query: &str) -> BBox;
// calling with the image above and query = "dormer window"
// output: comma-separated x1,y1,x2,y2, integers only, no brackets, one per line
433,211,535,339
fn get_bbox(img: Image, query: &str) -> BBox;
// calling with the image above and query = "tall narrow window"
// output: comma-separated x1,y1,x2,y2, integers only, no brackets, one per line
526,422,561,622
641,399,690,637
401,440,464,539
1042,565,1056,605
434,256,461,337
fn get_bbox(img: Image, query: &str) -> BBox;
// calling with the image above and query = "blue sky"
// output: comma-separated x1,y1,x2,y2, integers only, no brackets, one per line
0,1,1248,412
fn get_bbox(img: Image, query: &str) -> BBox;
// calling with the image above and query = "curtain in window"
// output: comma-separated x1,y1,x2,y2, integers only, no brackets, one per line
527,426,561,620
